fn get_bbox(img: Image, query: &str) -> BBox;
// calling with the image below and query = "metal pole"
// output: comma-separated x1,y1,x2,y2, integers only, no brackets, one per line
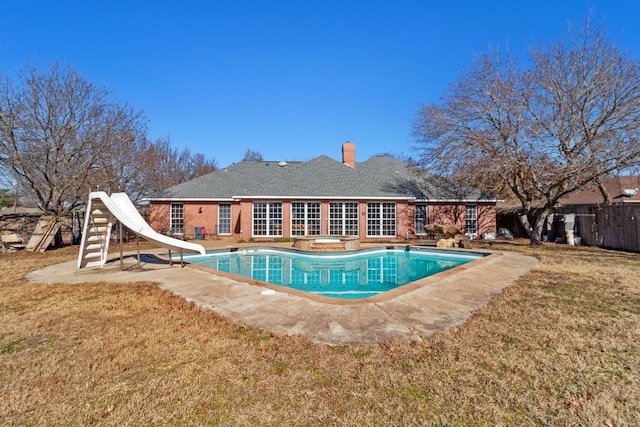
136,234,141,267
119,221,124,271
12,180,17,213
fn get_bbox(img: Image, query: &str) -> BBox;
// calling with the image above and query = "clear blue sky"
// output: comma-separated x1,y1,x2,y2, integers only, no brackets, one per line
1,1,639,168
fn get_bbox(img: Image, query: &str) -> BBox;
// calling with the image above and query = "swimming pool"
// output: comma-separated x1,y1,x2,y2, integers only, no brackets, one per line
177,246,486,300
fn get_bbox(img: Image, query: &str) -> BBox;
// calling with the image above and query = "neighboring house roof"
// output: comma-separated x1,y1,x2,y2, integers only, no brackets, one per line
149,153,496,203
559,176,640,206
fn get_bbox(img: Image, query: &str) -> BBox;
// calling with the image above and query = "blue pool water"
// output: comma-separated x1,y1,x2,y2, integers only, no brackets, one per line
179,247,485,300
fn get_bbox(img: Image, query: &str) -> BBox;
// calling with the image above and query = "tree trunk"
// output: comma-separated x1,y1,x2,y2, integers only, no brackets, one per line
517,208,533,236
596,180,612,205
517,207,552,245
529,208,552,246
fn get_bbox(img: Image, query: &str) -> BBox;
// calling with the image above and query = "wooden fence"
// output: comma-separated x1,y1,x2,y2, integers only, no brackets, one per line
555,205,640,253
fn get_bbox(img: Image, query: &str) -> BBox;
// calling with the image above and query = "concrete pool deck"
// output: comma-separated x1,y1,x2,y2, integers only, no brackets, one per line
27,240,539,346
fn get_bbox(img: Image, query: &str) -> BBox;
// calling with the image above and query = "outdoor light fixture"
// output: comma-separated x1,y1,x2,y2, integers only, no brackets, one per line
199,207,202,214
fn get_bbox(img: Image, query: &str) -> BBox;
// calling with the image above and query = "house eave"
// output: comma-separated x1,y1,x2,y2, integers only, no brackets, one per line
146,196,499,203
234,195,414,201
414,198,500,203
144,197,236,203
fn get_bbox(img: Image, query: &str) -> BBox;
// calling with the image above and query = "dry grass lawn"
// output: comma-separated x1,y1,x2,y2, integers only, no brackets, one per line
1,242,639,426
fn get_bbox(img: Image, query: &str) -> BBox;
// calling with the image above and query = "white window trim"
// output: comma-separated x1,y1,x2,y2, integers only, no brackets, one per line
252,201,283,237
329,202,359,236
218,204,231,235
414,203,429,235
367,202,396,237
465,204,478,236
170,203,184,234
290,202,321,236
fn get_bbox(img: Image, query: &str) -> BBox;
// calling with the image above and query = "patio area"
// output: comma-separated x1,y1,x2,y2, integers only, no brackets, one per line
27,239,538,345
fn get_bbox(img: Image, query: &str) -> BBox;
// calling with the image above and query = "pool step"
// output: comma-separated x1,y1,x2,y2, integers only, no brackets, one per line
310,242,347,251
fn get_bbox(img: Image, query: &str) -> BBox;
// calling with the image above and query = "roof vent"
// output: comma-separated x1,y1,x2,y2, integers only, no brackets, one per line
278,161,287,167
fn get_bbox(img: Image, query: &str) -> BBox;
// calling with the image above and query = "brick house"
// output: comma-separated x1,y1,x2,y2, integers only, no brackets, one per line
146,142,498,241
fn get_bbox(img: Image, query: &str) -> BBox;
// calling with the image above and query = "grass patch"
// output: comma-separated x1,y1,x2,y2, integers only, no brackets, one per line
0,335,51,355
0,338,26,355
1,242,639,425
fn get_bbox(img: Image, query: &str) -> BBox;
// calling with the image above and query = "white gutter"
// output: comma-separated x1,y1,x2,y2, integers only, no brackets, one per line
234,195,414,200
145,196,500,203
144,197,236,202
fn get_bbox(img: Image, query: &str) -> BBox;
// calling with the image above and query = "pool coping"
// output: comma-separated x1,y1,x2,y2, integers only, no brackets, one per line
27,244,539,346
172,245,497,306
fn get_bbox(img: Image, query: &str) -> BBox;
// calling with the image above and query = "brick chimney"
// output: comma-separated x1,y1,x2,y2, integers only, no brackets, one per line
342,141,356,168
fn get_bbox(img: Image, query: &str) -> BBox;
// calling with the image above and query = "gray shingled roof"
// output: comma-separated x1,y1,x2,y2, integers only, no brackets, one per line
149,155,495,202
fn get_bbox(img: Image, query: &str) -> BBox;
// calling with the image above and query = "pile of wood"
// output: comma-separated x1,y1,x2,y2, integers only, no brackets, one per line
25,218,61,252
1,212,82,252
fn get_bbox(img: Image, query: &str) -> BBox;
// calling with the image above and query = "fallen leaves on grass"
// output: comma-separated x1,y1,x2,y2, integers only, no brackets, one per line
1,243,639,425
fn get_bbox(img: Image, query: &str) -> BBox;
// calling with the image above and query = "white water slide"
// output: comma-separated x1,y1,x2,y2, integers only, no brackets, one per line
77,191,205,269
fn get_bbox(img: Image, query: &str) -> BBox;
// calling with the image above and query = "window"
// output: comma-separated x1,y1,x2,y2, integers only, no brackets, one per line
465,204,478,235
218,204,231,235
367,202,396,237
253,202,283,236
415,204,428,235
329,202,359,235
291,202,321,235
170,203,183,234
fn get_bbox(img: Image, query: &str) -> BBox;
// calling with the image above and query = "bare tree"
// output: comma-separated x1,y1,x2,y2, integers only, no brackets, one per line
186,152,218,179
0,63,218,219
133,136,217,199
0,63,146,217
0,187,13,208
242,148,263,161
413,17,640,244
